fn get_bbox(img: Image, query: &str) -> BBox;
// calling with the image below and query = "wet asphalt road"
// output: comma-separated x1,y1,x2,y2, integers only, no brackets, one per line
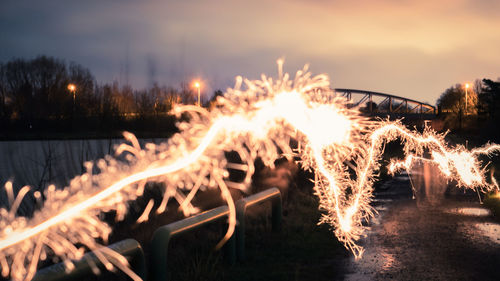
342,170,500,281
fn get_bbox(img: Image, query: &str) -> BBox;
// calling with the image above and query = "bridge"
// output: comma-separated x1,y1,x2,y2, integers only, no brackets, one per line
334,88,436,119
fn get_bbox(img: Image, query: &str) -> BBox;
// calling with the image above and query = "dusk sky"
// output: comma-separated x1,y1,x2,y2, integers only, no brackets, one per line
2,0,499,104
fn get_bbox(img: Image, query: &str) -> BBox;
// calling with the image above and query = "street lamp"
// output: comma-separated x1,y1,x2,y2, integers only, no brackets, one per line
194,81,201,106
68,83,76,115
465,83,469,115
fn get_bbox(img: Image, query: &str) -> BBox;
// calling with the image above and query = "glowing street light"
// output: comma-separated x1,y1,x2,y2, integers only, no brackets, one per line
194,81,201,106
465,83,470,115
68,83,76,115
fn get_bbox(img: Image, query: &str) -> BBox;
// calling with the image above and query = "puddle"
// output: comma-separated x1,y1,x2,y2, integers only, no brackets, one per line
447,207,491,217
475,222,500,244
380,252,396,270
344,248,397,281
370,215,381,226
372,198,393,203
374,205,388,212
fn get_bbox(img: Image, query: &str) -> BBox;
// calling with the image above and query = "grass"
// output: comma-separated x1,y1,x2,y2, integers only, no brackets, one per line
223,189,348,281
483,192,500,220
164,182,349,281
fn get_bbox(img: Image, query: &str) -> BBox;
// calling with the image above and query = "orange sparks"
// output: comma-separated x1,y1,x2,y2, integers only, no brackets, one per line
1,62,499,281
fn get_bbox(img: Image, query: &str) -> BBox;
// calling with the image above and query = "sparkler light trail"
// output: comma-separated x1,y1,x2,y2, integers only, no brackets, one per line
1,61,499,281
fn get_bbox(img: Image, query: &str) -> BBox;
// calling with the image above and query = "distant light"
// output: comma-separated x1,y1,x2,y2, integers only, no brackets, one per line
465,83,470,89
193,81,202,106
68,84,76,92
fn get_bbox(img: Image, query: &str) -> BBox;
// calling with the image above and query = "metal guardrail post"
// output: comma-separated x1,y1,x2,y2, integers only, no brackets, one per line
235,187,282,262
150,187,282,280
150,205,233,281
225,233,236,265
32,238,146,281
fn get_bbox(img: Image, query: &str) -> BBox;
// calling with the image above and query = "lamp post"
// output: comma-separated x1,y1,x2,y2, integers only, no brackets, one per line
68,83,76,115
194,81,201,106
465,83,469,115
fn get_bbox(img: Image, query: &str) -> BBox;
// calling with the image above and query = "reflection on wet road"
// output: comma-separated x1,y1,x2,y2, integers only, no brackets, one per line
343,167,500,281
447,207,491,217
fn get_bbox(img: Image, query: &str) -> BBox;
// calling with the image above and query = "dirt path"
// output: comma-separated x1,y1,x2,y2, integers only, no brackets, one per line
343,173,500,281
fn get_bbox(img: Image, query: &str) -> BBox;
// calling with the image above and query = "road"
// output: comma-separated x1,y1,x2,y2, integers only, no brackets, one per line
342,168,500,281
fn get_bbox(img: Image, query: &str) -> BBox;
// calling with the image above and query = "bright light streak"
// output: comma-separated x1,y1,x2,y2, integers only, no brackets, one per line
1,62,499,281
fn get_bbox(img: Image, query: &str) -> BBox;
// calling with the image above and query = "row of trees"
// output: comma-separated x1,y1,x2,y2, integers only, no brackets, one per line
0,56,94,121
0,56,207,135
2,55,498,138
436,78,500,135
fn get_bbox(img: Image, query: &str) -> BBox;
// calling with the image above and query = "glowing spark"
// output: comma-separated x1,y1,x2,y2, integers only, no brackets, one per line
1,61,499,281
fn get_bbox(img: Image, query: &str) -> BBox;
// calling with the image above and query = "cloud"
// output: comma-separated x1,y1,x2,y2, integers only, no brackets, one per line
1,0,499,103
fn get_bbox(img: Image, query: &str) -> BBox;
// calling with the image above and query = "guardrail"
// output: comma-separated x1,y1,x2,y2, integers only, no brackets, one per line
150,205,233,281
150,187,282,281
32,238,146,281
236,187,282,261
32,187,282,281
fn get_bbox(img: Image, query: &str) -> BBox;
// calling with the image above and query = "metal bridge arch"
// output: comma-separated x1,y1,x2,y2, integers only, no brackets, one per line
334,88,436,117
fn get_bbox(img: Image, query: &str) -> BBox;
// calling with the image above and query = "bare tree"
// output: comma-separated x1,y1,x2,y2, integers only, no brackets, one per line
68,62,95,117
0,63,10,121
135,89,155,118
437,84,477,130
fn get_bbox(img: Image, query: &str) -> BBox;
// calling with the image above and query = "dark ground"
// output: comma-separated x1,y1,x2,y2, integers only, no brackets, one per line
31,162,500,281
343,170,500,281
165,168,350,281
113,165,500,281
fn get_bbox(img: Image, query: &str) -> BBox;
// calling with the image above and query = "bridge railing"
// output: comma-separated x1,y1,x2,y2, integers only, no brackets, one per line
334,88,436,116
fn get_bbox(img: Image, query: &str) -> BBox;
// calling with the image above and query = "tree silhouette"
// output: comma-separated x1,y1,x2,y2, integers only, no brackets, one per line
68,62,95,117
437,83,477,130
0,56,95,123
478,78,500,121
0,55,186,137
30,56,68,119
0,62,10,122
